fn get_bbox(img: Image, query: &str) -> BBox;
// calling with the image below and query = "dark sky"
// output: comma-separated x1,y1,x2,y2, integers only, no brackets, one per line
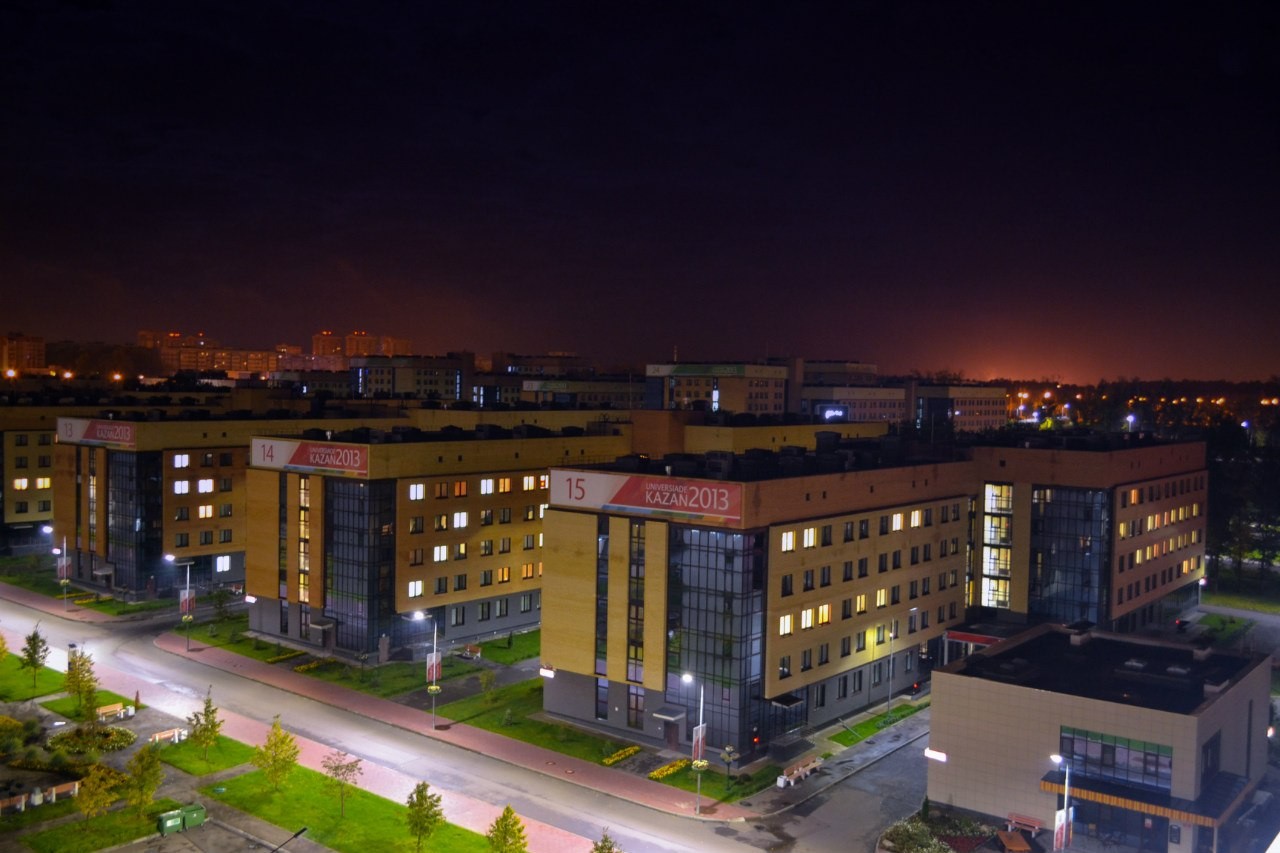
3,1,1277,382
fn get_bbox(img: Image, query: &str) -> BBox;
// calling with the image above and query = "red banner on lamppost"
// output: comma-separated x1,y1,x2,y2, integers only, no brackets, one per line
425,651,442,683
692,722,707,761
179,588,196,615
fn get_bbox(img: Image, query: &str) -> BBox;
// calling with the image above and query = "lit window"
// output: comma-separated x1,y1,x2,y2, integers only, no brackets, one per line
521,562,535,579
802,527,816,548
910,510,921,528
781,531,796,552
856,594,867,614
779,614,794,636
174,453,189,468
892,513,904,531
523,475,537,491
433,545,448,562
876,588,887,608
817,604,831,625
497,566,511,583
197,479,214,493
215,555,230,573
481,478,495,495
36,477,50,489
408,579,424,598
173,480,189,495
453,480,467,497
409,483,425,501
498,477,512,493
198,505,213,519
452,511,468,528
800,608,814,630
538,474,549,489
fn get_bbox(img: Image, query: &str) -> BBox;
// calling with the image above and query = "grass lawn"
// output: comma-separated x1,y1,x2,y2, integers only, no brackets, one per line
203,767,487,853
478,629,540,665
78,596,174,617
299,656,481,699
21,798,182,853
41,689,136,721
0,653,65,702
1201,589,1280,615
0,565,66,598
1197,612,1254,646
177,615,290,663
657,761,782,802
0,797,78,833
437,678,628,762
160,734,255,775
830,701,929,748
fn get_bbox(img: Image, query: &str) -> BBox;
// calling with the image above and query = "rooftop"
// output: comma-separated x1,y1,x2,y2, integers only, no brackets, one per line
946,624,1259,715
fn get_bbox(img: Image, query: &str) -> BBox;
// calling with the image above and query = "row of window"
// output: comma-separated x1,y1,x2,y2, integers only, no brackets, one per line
1117,530,1201,572
11,433,52,447
1117,504,1202,539
173,478,232,494
778,503,965,553
780,548,961,596
406,563,542,597
10,477,52,490
408,475,547,501
1119,476,1205,508
173,530,234,547
9,499,51,514
8,455,52,468
411,534,543,564
413,593,539,625
779,634,932,680
173,451,236,468
778,573,958,636
174,504,233,520
409,504,545,532
1115,556,1201,605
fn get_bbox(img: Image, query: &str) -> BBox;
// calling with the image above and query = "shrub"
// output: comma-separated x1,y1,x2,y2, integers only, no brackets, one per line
48,725,137,754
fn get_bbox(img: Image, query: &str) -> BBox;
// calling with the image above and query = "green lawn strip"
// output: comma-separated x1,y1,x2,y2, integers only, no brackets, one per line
829,702,928,748
0,566,66,598
78,597,174,617
41,689,135,720
160,734,255,775
0,654,65,702
478,629,540,665
202,767,487,853
1201,590,1280,615
295,656,481,699
0,797,78,833
1197,612,1254,647
21,798,183,853
654,761,783,802
437,679,628,762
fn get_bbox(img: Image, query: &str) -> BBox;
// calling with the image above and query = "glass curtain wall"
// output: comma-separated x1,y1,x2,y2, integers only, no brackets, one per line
107,450,163,593
1028,487,1109,624
324,479,395,653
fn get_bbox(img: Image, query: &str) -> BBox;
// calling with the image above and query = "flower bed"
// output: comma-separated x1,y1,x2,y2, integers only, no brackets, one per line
648,758,689,780
265,650,306,664
602,745,640,766
47,725,136,754
292,657,336,673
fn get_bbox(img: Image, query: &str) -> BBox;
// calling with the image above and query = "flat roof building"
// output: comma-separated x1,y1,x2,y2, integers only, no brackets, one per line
927,623,1271,853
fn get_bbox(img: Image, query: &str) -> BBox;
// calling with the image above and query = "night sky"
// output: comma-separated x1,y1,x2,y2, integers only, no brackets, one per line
3,1,1277,382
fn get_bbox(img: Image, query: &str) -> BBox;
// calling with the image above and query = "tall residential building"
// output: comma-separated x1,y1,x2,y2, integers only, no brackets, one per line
646,363,793,414
1,333,46,372
541,433,1208,759
351,354,476,401
243,421,633,656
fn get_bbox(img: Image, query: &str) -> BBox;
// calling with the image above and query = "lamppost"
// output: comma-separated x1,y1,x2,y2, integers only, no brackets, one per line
720,744,738,794
1050,753,1072,850
165,554,195,651
682,672,707,815
412,612,441,729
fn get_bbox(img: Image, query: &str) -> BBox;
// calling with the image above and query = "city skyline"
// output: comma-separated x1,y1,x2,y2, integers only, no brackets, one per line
4,2,1277,383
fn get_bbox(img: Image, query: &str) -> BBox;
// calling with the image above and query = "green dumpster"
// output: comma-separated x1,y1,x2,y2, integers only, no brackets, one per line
157,809,184,836
181,803,207,829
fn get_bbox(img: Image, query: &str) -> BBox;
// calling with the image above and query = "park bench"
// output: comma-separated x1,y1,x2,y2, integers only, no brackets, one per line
149,727,187,745
96,702,126,722
775,756,823,787
460,644,483,659
1006,813,1043,834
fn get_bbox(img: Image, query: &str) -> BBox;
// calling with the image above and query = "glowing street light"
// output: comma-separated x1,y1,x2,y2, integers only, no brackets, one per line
1050,753,1072,850
165,554,196,651
682,672,708,815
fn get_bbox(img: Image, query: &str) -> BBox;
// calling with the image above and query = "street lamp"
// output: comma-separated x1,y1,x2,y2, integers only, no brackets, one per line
1050,753,1072,850
682,672,707,815
165,554,195,651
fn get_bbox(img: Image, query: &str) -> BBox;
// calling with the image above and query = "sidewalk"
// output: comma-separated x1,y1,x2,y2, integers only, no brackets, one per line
3,582,934,849
0,580,122,624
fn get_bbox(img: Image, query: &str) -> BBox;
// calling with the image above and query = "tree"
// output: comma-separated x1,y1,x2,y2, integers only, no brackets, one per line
76,764,123,818
406,781,445,852
211,587,232,622
486,805,528,853
124,743,165,815
321,749,363,817
592,829,624,853
252,715,299,791
479,668,498,700
0,628,8,662
187,686,223,761
65,648,99,719
19,625,49,692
